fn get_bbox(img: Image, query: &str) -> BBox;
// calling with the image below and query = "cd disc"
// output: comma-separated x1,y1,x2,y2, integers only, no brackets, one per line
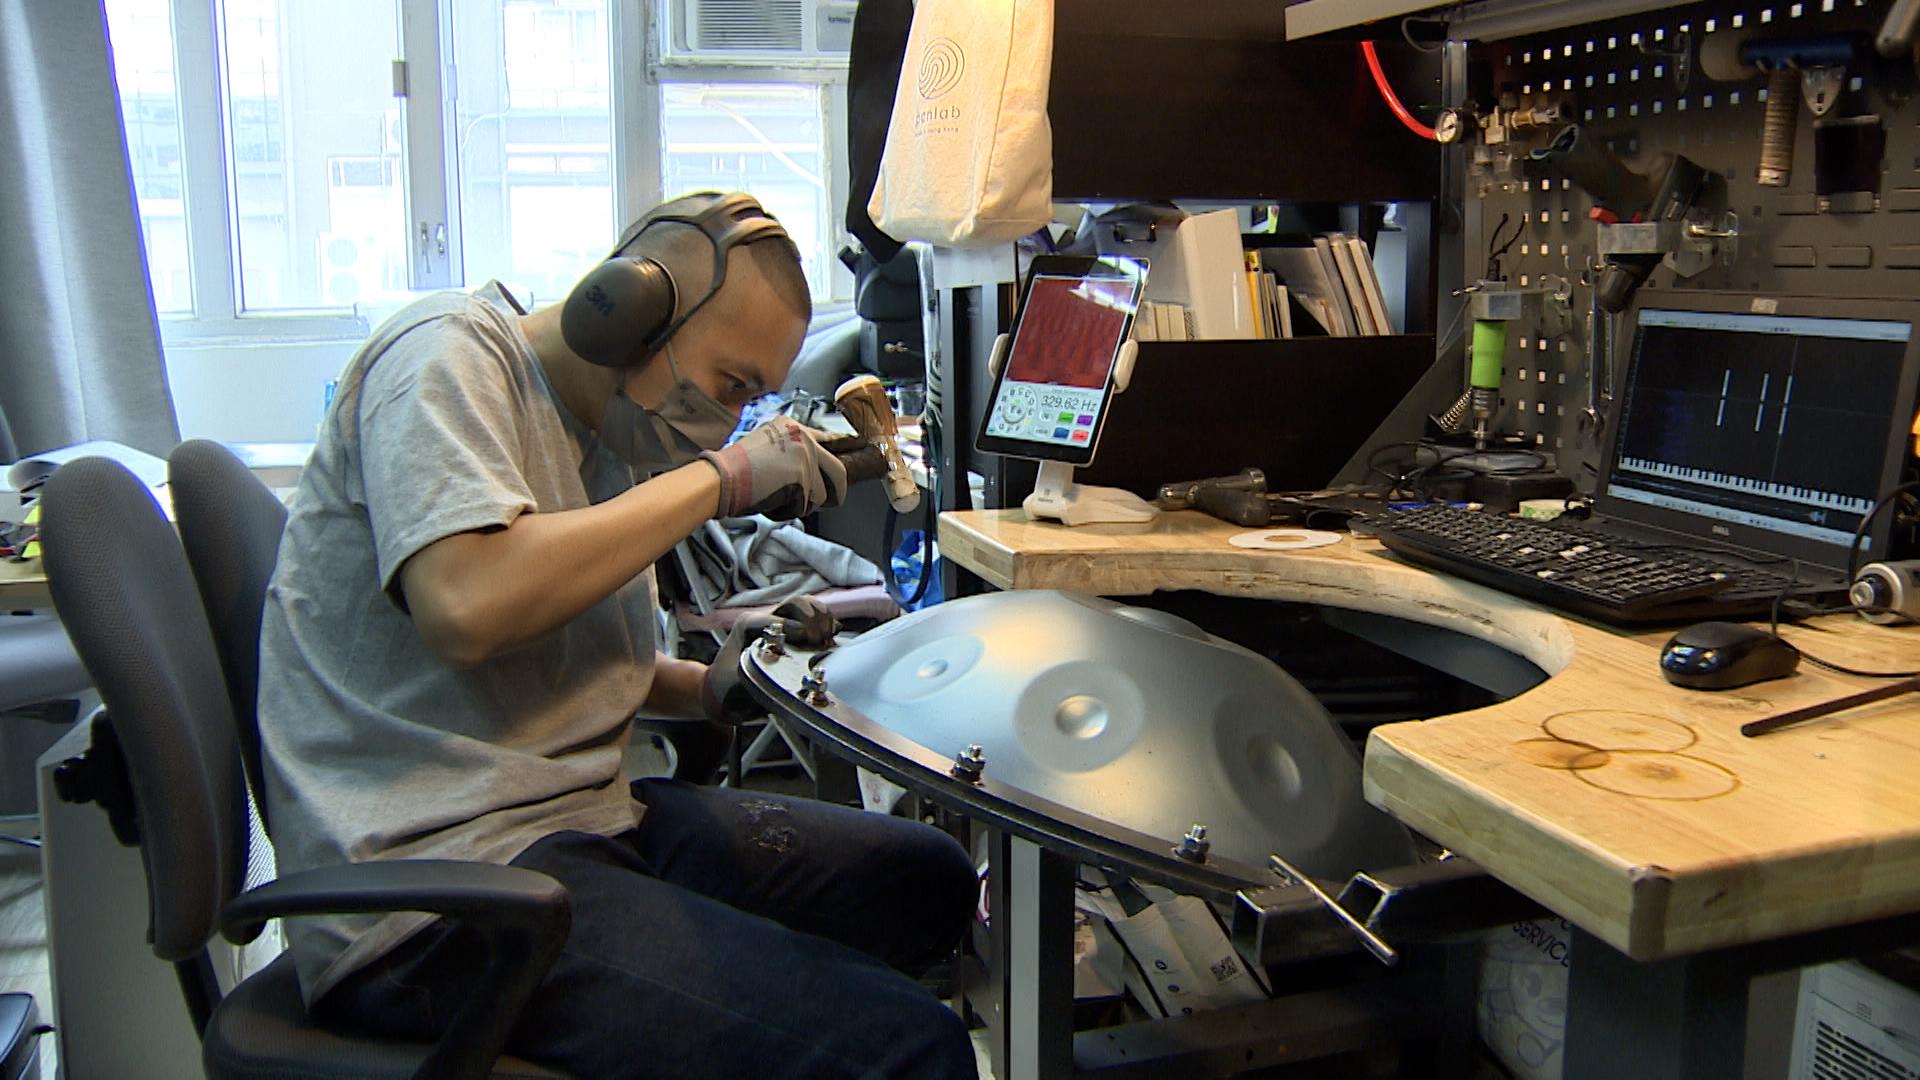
1227,529,1344,551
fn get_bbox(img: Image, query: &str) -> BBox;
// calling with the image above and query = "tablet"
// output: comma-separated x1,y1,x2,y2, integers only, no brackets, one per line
976,255,1148,467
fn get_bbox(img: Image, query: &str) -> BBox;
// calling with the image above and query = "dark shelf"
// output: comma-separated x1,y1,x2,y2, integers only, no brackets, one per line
1050,3,1444,204
1076,334,1438,496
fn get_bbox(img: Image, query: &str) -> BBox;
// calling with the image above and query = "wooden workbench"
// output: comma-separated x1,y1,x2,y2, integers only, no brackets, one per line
939,508,1920,962
0,557,51,612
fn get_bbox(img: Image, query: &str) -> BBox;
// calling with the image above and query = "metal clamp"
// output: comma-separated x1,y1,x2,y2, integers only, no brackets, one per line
1265,853,1399,967
1595,212,1738,280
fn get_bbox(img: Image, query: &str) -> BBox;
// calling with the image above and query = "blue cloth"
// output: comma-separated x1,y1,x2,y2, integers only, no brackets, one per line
317,780,979,1079
890,529,944,610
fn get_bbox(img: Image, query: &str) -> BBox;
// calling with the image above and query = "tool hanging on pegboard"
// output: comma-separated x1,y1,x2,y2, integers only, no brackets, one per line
1432,0,1918,489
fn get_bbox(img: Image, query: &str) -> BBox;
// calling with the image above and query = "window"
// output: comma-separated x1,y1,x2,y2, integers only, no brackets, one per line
103,0,848,349
221,0,408,312
661,83,832,300
105,0,191,314
449,0,616,307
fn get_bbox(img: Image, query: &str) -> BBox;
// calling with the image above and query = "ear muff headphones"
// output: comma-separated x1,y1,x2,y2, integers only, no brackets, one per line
560,192,794,369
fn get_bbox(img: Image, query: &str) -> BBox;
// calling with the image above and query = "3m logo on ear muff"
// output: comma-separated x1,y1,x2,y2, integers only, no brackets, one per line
561,192,793,369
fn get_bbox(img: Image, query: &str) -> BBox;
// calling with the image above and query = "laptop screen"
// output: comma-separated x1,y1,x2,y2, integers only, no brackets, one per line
1597,297,1917,572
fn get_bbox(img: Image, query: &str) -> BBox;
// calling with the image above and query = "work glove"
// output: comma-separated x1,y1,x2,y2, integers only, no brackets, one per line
701,417,850,521
699,596,840,723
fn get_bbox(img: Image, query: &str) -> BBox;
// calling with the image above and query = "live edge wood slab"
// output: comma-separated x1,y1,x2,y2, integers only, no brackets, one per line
939,508,1920,961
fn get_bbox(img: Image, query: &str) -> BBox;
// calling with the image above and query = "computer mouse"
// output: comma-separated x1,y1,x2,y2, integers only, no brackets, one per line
1659,622,1801,690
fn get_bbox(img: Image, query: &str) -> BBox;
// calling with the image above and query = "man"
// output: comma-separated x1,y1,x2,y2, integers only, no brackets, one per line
258,192,978,1078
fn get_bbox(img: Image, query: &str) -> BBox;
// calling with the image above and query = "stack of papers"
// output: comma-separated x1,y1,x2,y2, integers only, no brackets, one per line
5,440,171,524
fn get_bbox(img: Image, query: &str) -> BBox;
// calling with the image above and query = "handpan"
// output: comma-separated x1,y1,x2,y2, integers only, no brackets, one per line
809,590,1414,880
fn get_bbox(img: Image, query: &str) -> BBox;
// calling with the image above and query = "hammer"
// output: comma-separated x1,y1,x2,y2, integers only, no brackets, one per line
834,375,920,513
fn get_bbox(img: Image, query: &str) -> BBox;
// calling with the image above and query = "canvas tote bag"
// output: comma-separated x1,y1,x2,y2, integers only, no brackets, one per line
866,0,1054,247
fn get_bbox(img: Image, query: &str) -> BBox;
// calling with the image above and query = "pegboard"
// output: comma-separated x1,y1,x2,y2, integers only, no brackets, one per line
1464,0,1918,490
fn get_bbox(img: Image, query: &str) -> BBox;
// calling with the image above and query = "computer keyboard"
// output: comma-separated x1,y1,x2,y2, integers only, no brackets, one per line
1370,504,1809,626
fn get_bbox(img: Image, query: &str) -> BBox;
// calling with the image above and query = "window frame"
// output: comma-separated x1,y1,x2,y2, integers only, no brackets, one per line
637,0,852,306
142,0,851,351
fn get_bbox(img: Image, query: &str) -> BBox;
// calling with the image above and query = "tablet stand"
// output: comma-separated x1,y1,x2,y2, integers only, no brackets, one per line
1023,461,1157,526
986,331,1155,526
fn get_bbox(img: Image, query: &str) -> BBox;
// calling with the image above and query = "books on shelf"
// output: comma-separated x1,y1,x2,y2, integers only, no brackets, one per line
1348,235,1395,337
1132,300,1193,342
1256,232,1396,339
1124,209,1397,342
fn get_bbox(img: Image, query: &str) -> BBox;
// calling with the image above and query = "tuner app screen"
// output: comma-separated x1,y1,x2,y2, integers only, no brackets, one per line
985,275,1136,448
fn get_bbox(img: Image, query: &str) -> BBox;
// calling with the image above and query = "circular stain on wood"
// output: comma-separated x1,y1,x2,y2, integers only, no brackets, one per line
1543,710,1697,753
1512,738,1611,770
1571,751,1740,801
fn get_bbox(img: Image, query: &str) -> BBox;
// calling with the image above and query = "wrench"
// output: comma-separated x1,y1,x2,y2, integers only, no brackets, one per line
1598,308,1615,404
1579,269,1606,438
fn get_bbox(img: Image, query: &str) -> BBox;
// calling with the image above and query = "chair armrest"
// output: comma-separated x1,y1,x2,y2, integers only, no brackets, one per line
222,860,570,1080
220,859,566,945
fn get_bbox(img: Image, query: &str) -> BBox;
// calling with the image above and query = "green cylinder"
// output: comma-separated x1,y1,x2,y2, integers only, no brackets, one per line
1470,319,1507,391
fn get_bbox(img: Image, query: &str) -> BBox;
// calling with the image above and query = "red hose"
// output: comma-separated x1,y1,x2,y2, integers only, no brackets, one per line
1361,40,1438,141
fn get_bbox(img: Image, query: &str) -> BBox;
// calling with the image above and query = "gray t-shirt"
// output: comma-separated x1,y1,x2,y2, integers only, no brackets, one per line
258,282,655,1004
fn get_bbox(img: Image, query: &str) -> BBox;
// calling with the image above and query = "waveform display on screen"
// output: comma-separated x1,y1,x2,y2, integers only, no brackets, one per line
1605,309,1909,550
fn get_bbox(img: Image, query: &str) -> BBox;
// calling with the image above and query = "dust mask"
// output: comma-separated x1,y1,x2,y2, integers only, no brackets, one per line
598,343,739,476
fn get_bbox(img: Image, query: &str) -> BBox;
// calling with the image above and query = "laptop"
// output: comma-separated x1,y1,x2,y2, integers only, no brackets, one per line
1588,289,1920,595
1372,289,1920,624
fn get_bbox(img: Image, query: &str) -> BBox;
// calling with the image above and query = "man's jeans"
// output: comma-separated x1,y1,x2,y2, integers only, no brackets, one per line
317,779,980,1079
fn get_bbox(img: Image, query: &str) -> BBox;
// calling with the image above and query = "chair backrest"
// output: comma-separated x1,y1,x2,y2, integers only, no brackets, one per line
41,457,250,962
167,439,288,820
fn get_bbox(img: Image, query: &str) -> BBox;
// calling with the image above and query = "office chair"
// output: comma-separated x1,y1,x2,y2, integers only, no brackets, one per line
41,457,571,1080
0,618,90,716
0,614,91,847
166,439,285,824
0,624,72,1080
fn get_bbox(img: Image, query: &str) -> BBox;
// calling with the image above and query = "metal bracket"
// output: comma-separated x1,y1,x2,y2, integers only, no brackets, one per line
1233,855,1546,969
1595,212,1738,280
1673,210,1739,277
1266,853,1399,966
1466,284,1533,321
1803,64,1846,117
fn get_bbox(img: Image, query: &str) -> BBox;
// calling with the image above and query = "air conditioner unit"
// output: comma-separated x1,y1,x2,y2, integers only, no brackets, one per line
1789,961,1920,1080
318,233,387,308
662,0,855,66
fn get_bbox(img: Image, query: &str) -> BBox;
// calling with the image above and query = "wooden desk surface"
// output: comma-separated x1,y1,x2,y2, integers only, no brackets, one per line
940,508,1920,961
0,557,51,611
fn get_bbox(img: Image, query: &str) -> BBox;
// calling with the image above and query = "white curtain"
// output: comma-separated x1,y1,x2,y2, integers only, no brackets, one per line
0,0,179,461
